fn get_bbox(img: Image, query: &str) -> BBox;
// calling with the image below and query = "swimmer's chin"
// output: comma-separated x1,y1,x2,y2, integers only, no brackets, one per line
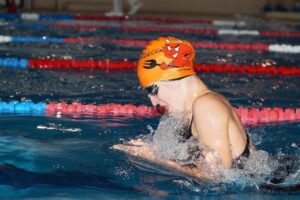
162,106,185,114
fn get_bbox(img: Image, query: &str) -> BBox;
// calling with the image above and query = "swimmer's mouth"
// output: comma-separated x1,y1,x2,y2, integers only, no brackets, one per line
154,104,168,113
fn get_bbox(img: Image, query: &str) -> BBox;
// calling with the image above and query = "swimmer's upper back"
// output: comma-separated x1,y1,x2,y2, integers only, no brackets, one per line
191,91,248,161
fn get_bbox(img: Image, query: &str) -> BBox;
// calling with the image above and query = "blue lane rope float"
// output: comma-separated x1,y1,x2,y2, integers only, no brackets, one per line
0,35,64,43
0,13,20,20
0,13,73,20
0,101,46,114
39,14,74,20
10,36,64,43
0,57,28,69
8,22,50,30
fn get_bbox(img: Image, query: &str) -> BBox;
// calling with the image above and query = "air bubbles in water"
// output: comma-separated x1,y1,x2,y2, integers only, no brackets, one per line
219,150,272,189
150,113,207,166
37,123,82,134
244,150,272,177
291,143,300,151
114,165,133,180
146,125,155,136
173,179,201,192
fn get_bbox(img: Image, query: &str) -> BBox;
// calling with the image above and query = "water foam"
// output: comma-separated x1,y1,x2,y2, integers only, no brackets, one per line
150,113,210,167
221,149,300,190
143,113,300,191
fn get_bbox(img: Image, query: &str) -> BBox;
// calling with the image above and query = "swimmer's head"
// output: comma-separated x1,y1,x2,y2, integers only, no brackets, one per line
137,36,196,88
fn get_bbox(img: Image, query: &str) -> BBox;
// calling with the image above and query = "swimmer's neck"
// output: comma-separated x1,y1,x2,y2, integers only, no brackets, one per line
180,75,210,111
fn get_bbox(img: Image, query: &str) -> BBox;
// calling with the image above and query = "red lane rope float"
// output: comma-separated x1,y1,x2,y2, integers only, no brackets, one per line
28,59,136,70
45,102,300,125
260,31,300,38
27,58,300,76
74,15,213,24
192,41,269,51
64,38,148,46
45,102,165,117
235,107,300,125
55,23,300,38
193,64,300,76
64,38,270,52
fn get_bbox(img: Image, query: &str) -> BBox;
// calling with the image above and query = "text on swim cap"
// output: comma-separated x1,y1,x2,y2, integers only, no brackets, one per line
140,48,163,59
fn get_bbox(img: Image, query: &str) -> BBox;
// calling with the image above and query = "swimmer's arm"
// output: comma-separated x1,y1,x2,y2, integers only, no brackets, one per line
192,97,232,168
113,139,215,181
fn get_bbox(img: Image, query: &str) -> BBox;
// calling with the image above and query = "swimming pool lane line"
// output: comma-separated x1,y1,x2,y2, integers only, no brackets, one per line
0,57,299,76
0,13,246,27
1,15,299,38
0,101,299,126
1,36,300,54
54,23,300,38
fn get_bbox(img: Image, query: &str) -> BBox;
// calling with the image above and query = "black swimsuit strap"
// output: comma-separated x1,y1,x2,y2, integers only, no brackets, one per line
232,133,251,169
187,116,193,139
241,133,250,158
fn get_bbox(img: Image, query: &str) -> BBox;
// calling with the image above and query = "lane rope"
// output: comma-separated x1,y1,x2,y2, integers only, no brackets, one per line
54,23,300,38
0,12,246,26
0,101,299,125
3,19,299,39
3,18,299,38
0,57,299,76
1,36,300,54
1,13,298,38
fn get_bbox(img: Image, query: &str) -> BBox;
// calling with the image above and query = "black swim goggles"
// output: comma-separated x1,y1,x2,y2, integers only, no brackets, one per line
144,84,159,96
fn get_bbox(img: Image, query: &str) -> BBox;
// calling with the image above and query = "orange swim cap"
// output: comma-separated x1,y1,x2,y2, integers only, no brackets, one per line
137,36,196,87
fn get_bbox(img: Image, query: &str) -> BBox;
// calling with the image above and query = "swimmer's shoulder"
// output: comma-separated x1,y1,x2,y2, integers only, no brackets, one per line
192,90,228,114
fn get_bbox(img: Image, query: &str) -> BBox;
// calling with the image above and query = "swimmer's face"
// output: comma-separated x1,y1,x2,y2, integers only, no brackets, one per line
148,81,182,113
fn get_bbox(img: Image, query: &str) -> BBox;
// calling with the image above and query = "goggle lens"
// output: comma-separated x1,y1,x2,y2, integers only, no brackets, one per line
145,84,159,95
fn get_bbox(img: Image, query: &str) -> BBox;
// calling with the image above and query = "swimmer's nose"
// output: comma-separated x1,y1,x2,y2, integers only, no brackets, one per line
149,95,160,107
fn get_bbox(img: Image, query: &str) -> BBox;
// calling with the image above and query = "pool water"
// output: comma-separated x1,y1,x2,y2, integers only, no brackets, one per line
0,16,299,199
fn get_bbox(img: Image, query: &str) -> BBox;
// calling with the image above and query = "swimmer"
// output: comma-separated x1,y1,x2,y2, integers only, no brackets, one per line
113,36,299,184
142,36,253,169
114,36,253,178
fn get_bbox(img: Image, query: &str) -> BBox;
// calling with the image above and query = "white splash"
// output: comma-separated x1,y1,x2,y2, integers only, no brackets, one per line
37,123,82,133
150,113,208,166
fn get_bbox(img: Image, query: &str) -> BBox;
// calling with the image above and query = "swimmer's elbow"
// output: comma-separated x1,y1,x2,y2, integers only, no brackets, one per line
211,150,232,169
205,152,231,170
220,155,232,169
222,156,233,169
223,160,232,169
204,152,231,169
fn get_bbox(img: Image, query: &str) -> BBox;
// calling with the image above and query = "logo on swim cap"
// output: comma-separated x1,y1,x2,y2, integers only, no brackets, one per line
137,36,196,87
